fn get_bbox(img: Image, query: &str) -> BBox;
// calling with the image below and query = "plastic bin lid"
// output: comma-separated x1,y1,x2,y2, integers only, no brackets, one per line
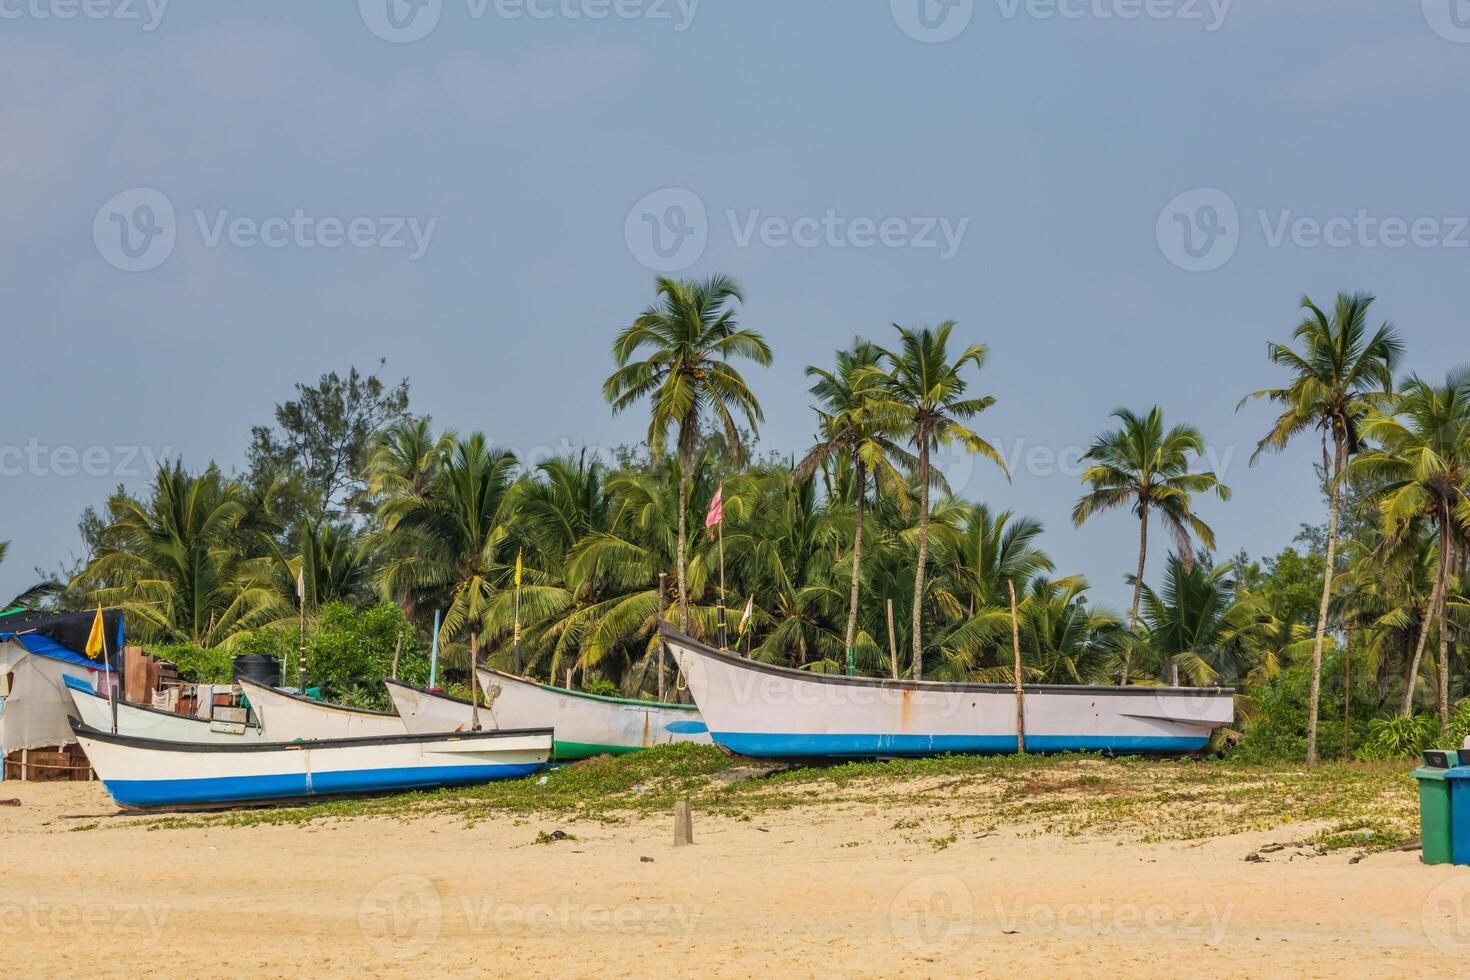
1413,767,1450,781
1445,766,1470,780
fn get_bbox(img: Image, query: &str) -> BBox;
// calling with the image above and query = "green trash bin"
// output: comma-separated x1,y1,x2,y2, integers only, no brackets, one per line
1413,750,1457,866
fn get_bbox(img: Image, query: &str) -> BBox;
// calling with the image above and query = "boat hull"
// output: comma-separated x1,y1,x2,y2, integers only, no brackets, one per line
72,720,552,811
65,675,266,744
664,629,1233,759
387,672,709,760
237,678,406,740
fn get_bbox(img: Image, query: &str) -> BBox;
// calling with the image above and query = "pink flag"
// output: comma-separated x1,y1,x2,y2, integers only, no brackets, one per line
705,485,723,535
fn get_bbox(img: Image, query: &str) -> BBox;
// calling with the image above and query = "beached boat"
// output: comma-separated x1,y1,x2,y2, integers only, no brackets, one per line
663,628,1234,758
237,678,406,740
383,671,709,760
64,675,265,744
72,718,553,811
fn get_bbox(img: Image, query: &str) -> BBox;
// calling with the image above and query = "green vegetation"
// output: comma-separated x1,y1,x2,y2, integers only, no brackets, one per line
136,744,1420,856
14,282,1467,764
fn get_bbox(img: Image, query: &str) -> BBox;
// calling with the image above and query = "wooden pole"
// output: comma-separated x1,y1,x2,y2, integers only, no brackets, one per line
1342,628,1352,761
566,668,574,690
469,628,481,732
390,635,402,681
513,555,524,675
673,799,694,847
717,519,728,651
297,591,307,696
658,572,668,702
886,598,899,680
429,610,441,688
1009,580,1026,755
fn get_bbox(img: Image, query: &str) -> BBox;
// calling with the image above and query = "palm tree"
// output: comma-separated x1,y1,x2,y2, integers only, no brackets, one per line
1138,555,1262,687
796,339,910,673
1072,407,1231,684
874,322,1007,680
72,463,285,647
1240,291,1402,763
373,434,521,729
603,275,772,632
1354,370,1470,724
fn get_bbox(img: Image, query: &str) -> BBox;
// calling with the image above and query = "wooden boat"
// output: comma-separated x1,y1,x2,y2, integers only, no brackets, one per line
65,675,265,744
663,627,1234,758
237,677,406,740
71,718,552,811
383,671,709,760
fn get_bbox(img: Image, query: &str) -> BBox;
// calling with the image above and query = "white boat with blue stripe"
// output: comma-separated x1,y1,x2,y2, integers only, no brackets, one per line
71,718,552,811
663,628,1233,759
65,674,266,744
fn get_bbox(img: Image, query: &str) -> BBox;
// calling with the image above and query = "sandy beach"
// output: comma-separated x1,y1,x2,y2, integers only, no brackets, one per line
2,780,1466,979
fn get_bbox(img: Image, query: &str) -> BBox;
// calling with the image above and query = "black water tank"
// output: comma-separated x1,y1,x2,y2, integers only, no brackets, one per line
232,655,282,687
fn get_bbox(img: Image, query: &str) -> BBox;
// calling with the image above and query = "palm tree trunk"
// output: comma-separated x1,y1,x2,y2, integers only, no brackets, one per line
912,442,930,681
1123,502,1148,686
1439,519,1452,728
676,457,690,632
844,458,867,672
1403,529,1448,717
1306,439,1344,766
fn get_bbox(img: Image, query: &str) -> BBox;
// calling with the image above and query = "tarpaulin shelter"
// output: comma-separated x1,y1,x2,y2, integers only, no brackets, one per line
0,609,121,756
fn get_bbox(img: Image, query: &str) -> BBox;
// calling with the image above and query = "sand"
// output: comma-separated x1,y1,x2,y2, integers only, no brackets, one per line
1,782,1466,978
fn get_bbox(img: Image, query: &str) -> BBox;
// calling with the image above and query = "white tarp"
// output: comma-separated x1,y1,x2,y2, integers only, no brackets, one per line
0,639,97,753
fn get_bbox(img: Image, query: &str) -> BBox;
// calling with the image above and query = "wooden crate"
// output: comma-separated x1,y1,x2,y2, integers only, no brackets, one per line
3,744,94,782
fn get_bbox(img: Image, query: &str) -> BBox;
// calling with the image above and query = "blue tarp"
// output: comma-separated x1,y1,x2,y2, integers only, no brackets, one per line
0,631,103,670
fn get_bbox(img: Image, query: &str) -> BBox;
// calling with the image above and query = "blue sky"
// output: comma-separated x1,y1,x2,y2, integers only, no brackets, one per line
2,0,1467,611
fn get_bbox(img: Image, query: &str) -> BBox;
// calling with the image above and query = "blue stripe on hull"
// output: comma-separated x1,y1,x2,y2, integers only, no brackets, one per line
104,763,545,808
711,732,1208,758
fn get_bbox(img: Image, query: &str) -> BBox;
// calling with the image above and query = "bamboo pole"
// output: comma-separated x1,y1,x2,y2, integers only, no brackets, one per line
1009,580,1026,755
469,628,482,732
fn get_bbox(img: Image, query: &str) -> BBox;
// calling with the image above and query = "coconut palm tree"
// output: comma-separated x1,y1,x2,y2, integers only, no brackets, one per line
796,339,910,674
1072,407,1231,684
1240,291,1402,763
1353,370,1470,723
1138,555,1261,687
72,463,285,647
373,433,521,729
603,275,771,632
873,322,1007,679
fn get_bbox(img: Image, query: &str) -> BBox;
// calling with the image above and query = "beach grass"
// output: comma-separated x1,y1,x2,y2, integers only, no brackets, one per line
133,745,1420,854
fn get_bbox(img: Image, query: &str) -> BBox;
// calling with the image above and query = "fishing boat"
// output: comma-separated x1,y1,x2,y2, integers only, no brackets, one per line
383,670,709,760
64,675,265,744
663,627,1234,758
237,677,406,740
71,718,553,811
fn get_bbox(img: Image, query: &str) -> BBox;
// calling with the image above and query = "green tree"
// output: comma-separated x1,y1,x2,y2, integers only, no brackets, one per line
1354,370,1470,723
873,322,1007,679
72,463,285,647
373,433,521,728
796,339,910,673
248,362,411,527
1072,406,1231,684
603,275,772,632
1240,291,1402,763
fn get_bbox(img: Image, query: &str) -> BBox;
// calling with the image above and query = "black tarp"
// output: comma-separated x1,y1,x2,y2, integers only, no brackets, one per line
0,608,125,664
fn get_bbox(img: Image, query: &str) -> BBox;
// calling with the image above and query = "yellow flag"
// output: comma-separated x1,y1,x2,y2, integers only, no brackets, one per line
85,607,106,658
514,552,523,588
